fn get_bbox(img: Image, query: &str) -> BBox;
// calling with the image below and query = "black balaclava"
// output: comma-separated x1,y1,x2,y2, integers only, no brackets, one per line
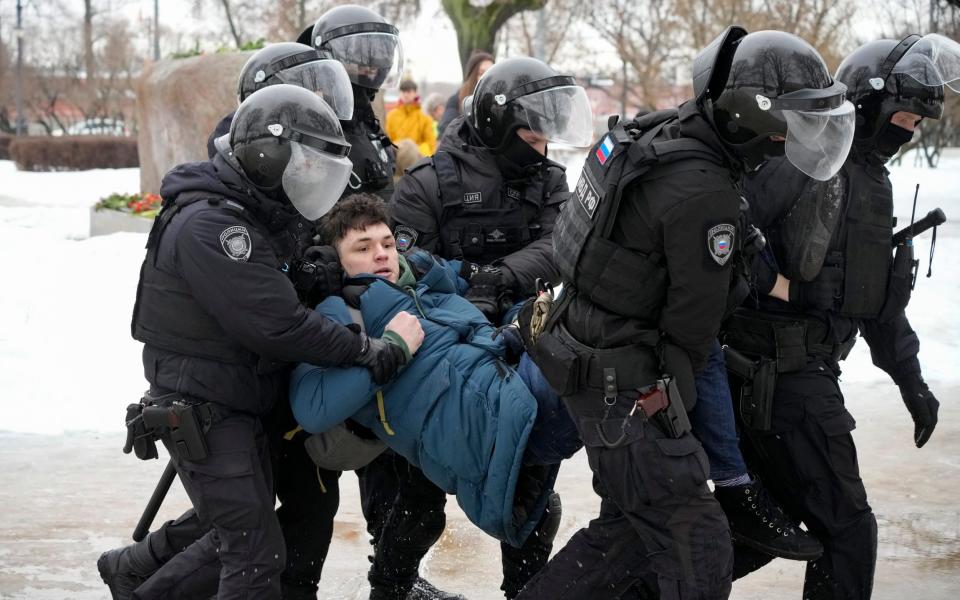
496,132,545,178
872,122,916,164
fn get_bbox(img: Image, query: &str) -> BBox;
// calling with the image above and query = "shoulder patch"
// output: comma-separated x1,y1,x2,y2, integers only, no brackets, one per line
220,225,252,262
394,225,419,253
707,223,736,266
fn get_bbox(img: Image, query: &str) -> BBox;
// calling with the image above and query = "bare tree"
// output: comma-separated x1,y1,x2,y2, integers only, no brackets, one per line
498,0,589,65
441,0,547,74
590,0,682,109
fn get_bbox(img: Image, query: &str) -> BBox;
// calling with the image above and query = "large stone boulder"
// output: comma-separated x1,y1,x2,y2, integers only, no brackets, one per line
136,52,251,194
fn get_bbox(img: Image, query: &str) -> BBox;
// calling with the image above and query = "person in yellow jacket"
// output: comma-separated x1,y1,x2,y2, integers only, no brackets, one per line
386,79,437,156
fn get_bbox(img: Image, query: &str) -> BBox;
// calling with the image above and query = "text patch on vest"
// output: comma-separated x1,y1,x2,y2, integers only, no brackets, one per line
575,169,602,219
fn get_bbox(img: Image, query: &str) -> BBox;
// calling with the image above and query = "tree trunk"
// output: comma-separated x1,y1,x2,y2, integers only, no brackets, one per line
219,0,243,48
84,0,95,84
441,0,546,76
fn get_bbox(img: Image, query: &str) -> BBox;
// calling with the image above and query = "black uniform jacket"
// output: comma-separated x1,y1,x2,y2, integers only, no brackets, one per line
389,116,570,295
140,156,362,415
565,102,742,372
743,152,922,384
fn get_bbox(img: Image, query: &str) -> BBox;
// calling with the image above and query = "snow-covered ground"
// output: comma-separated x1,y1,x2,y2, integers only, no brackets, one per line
0,157,958,599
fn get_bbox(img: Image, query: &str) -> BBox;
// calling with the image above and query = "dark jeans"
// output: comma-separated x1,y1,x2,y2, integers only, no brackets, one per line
731,361,877,599
137,412,284,600
690,341,748,481
358,450,561,599
516,390,732,600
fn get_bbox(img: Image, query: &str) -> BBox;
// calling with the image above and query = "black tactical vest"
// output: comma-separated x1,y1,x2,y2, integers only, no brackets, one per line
433,150,556,264
342,117,396,202
833,162,894,318
554,110,727,320
131,193,272,369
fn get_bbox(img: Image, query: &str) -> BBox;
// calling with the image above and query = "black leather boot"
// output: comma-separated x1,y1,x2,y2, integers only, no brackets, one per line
714,479,823,561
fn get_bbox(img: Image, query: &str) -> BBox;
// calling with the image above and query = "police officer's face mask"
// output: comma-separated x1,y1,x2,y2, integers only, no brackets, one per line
874,121,916,162
282,142,354,221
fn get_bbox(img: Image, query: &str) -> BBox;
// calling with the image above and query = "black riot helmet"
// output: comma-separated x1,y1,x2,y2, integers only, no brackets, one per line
227,84,353,221
236,42,354,120
836,35,951,161
304,4,403,91
694,28,855,181
466,56,593,152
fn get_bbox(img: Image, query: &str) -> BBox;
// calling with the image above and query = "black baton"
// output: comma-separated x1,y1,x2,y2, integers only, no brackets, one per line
892,208,946,246
133,459,177,542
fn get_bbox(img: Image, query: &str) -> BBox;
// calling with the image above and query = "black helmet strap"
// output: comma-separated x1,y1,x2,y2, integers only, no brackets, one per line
257,50,322,84
878,34,922,84
248,127,351,157
503,75,577,104
315,21,398,47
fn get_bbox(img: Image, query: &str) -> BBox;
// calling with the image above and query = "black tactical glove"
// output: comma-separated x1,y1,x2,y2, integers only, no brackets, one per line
354,334,408,385
897,375,939,448
294,245,342,307
788,266,843,311
460,262,517,323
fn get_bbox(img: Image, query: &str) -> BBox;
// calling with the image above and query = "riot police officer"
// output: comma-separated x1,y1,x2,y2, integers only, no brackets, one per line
96,85,419,599
98,43,359,600
517,28,856,598
361,57,589,600
299,4,400,202
725,33,952,599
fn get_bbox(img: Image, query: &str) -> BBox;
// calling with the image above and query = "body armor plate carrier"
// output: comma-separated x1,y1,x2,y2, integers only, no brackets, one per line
553,109,728,320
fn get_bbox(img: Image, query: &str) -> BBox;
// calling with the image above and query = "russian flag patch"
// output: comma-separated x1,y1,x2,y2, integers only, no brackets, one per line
595,135,614,165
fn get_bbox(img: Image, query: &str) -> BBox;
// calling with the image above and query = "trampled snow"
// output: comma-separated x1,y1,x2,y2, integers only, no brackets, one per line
0,157,958,598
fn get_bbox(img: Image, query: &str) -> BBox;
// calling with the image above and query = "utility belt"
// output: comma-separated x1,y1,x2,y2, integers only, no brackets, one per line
519,283,690,441
123,391,219,462
721,310,856,431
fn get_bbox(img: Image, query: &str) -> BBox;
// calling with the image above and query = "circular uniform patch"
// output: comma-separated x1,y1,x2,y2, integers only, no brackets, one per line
707,223,736,266
219,225,252,262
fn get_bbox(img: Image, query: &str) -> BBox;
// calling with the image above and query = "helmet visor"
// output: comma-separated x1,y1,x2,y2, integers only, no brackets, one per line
891,33,960,92
783,101,856,181
276,59,354,120
326,32,403,90
282,142,353,221
513,85,594,147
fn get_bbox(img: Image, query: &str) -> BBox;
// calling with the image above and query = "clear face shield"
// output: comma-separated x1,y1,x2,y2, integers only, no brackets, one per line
513,85,594,147
326,32,404,90
282,141,353,221
891,33,960,92
782,101,856,181
276,59,354,120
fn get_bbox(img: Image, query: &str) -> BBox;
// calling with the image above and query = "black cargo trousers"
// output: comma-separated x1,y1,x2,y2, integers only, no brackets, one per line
357,450,562,599
134,410,285,600
517,390,733,600
731,360,877,600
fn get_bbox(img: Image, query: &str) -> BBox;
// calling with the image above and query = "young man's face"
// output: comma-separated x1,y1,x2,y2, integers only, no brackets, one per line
336,223,400,283
399,89,418,104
